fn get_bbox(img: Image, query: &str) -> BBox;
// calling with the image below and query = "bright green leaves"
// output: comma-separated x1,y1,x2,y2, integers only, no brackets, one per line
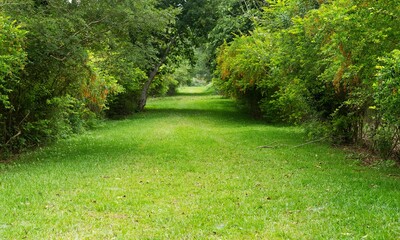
296,0,400,143
0,0,181,155
369,49,400,157
0,15,27,109
374,50,400,126
215,32,271,96
213,0,400,152
214,1,319,121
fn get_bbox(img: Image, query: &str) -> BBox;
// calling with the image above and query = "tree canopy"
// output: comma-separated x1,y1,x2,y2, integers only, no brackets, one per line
1,0,400,160
213,0,400,158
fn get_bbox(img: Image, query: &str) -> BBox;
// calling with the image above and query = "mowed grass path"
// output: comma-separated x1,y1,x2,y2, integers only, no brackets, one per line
1,87,399,239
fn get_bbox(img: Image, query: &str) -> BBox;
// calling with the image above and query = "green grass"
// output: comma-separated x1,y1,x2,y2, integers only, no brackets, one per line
1,87,399,239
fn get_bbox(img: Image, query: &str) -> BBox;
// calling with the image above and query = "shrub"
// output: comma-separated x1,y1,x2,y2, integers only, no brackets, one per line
0,15,27,156
372,49,400,159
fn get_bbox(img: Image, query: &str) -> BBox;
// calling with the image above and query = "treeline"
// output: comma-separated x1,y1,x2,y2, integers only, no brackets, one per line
1,0,268,158
1,1,165,156
3,0,400,161
0,0,216,157
213,0,400,160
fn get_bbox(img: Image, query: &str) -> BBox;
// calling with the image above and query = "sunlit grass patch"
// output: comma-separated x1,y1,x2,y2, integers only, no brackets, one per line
0,87,399,239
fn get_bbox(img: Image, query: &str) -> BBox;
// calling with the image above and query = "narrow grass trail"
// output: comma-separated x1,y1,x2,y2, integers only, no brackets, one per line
0,87,399,239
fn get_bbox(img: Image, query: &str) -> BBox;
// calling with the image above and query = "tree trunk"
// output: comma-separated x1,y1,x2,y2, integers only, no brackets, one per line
137,37,175,112
137,61,164,111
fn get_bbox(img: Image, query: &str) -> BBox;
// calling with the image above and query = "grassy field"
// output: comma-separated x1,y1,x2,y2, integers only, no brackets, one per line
0,86,399,239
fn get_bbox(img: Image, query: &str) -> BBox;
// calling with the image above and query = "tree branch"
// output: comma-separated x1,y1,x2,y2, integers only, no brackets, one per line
289,137,328,149
4,111,30,146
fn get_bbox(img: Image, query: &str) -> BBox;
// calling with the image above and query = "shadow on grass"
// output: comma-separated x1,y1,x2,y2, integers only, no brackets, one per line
174,92,218,97
144,107,253,124
143,97,290,128
138,106,305,149
10,91,301,167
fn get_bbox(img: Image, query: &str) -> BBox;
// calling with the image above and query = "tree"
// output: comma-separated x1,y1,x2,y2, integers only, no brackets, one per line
213,0,400,150
0,0,177,154
137,0,220,111
0,15,26,109
0,14,27,152
208,0,267,69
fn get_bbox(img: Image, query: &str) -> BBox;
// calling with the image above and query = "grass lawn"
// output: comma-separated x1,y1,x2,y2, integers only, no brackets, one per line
0,86,399,239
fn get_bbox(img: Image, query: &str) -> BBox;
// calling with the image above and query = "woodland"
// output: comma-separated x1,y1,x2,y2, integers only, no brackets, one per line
1,0,400,160
0,1,400,238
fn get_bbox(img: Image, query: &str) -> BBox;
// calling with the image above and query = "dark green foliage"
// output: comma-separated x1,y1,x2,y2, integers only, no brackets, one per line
0,15,26,111
207,0,267,70
0,0,177,157
0,14,27,156
3,0,400,163
105,67,146,118
1,0,221,157
1,2,105,155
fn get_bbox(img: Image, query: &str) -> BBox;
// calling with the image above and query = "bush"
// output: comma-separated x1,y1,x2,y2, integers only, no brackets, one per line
372,49,400,159
0,15,27,156
0,15,27,107
372,125,398,159
102,58,147,117
374,50,400,127
303,119,330,141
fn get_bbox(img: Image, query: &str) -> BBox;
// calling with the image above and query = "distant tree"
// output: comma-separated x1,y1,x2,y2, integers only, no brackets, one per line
137,0,220,111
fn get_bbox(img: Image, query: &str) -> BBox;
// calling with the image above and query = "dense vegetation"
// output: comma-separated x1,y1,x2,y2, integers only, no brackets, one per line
1,0,171,155
213,0,400,160
1,0,399,237
1,0,400,162
0,0,218,156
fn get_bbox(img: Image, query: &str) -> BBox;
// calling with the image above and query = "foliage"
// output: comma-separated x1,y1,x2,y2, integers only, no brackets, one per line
374,50,400,127
105,65,147,117
372,49,400,158
1,0,178,156
213,0,400,157
187,48,212,85
136,0,223,111
0,15,26,110
1,3,103,154
213,34,268,117
207,0,267,70
148,72,179,98
3,0,400,163
0,14,27,154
